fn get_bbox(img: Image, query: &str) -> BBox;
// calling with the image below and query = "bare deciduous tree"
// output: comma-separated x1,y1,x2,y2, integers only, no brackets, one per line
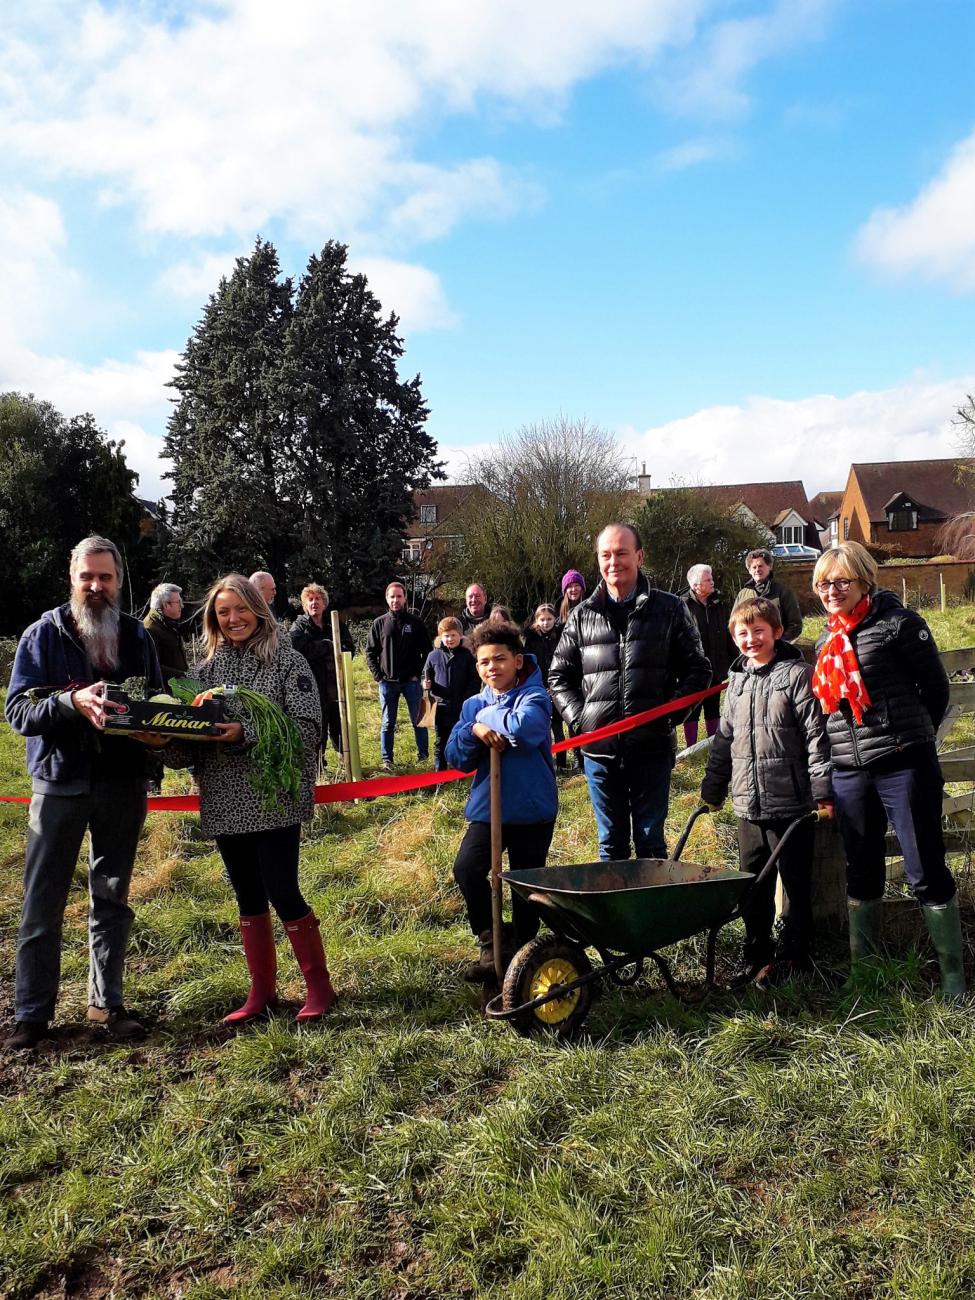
450,416,633,616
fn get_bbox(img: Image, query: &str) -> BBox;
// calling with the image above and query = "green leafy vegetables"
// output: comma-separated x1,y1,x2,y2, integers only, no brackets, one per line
168,677,303,813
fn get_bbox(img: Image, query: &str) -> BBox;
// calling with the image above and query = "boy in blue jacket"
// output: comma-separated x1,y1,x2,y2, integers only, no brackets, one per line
445,621,558,982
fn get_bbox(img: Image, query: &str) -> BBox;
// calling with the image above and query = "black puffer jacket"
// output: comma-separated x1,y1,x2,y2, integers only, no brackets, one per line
681,592,735,683
548,574,712,757
701,640,831,819
815,588,949,769
735,576,803,642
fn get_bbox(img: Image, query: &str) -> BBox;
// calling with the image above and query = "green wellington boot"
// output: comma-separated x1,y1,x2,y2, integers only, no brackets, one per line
922,896,967,1001
845,897,883,989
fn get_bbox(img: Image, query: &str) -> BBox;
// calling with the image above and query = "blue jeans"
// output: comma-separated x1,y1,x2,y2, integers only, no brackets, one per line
379,679,429,764
15,781,147,1022
583,749,674,860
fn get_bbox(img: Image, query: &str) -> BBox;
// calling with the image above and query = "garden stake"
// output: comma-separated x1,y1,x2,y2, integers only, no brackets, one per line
331,610,352,782
490,746,504,982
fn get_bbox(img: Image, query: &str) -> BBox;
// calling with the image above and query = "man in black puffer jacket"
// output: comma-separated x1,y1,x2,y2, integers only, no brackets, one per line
549,523,712,860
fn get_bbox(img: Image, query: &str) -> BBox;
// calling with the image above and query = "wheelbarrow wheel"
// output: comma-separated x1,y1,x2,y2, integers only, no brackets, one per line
502,935,594,1039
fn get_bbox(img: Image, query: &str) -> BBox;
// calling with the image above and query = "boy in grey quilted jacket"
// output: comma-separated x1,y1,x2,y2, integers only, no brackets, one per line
701,598,832,986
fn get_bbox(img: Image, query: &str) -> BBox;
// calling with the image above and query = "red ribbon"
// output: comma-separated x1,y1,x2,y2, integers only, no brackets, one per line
0,681,725,811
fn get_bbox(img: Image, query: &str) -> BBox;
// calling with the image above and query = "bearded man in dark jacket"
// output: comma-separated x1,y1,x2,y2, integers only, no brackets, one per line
549,523,712,860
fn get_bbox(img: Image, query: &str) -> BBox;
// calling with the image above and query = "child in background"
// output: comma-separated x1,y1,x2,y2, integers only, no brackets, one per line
523,603,569,774
446,621,558,982
422,617,480,771
701,597,832,987
559,569,586,624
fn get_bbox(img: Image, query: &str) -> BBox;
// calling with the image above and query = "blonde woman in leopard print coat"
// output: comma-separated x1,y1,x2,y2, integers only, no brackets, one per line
162,573,334,1026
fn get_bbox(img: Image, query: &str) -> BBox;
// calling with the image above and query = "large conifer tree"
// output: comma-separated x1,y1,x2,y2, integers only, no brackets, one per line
164,237,440,602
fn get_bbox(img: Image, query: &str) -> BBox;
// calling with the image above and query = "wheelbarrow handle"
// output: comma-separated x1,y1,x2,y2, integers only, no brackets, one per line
667,803,712,864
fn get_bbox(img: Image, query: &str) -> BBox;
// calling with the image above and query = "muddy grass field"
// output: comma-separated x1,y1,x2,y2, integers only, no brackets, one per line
2,609,975,1298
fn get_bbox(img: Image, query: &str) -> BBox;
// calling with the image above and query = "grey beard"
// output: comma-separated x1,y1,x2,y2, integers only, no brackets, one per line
71,594,121,671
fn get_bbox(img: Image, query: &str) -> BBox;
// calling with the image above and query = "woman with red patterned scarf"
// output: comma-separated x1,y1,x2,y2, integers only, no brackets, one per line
811,542,964,997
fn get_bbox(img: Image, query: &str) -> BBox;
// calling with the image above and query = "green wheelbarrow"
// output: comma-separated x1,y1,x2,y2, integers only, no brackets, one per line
484,804,823,1038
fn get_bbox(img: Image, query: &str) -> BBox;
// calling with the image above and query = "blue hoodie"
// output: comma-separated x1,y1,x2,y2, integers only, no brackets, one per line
445,655,558,824
5,603,162,792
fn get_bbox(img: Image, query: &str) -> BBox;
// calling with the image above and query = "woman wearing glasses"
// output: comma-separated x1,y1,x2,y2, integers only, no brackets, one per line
810,541,964,996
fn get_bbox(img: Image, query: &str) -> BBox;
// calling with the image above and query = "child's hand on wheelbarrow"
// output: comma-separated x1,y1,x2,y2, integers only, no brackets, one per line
703,800,723,812
472,722,508,751
817,801,834,819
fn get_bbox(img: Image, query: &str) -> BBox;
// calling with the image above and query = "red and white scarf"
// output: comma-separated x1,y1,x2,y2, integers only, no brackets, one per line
812,595,872,724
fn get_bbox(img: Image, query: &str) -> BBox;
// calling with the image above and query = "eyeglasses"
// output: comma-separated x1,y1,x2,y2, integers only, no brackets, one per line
815,578,854,595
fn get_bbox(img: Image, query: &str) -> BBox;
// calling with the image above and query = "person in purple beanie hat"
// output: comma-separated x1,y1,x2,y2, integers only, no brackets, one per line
559,570,586,625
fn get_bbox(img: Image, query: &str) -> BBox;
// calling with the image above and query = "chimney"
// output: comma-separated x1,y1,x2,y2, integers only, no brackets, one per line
636,461,652,494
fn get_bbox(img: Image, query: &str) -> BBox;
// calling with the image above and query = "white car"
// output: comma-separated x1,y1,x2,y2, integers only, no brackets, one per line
772,543,820,561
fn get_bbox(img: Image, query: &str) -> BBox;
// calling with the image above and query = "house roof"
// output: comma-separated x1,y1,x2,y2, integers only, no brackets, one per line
666,480,812,526
850,459,975,524
808,490,843,524
405,483,482,538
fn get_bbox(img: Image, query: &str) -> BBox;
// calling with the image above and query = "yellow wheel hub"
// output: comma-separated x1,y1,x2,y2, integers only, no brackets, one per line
529,958,582,1024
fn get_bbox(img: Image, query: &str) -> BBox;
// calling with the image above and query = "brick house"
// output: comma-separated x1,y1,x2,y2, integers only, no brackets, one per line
402,484,485,570
661,480,820,549
828,459,975,558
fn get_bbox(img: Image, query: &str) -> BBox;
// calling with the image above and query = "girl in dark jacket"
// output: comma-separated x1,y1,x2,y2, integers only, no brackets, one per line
810,542,964,997
524,603,570,772
422,617,480,770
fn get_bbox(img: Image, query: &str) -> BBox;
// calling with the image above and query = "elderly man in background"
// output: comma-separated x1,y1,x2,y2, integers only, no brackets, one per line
459,583,488,635
3,536,163,1052
735,549,803,642
143,583,188,685
249,570,280,619
681,563,735,747
550,523,711,862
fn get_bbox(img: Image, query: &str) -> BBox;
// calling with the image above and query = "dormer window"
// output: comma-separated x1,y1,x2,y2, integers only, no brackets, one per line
887,500,917,531
419,504,437,524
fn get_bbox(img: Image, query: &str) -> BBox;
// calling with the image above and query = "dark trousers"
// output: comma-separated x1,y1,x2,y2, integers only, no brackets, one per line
434,709,461,772
832,743,955,906
215,824,309,922
737,816,815,962
453,820,555,941
325,702,343,754
15,781,146,1022
687,691,721,725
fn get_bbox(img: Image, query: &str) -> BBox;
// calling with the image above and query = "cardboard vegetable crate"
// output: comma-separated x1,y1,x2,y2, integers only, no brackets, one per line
102,686,226,738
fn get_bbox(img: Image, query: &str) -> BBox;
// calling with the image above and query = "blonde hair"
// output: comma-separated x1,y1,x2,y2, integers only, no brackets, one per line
729,596,782,633
300,583,328,608
201,574,280,665
812,542,877,592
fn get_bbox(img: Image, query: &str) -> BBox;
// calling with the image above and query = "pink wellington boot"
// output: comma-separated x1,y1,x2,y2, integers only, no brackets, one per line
224,913,277,1024
284,911,337,1022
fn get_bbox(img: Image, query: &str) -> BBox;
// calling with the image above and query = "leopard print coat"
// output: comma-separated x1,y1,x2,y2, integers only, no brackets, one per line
164,638,321,837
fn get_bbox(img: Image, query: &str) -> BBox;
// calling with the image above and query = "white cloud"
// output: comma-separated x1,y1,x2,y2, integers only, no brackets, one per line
349,257,458,332
155,251,243,300
622,373,975,496
856,127,975,291
0,0,831,247
656,136,736,171
0,190,78,341
661,0,838,120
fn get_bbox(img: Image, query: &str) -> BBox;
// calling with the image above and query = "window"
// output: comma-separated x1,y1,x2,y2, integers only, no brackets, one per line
887,506,917,532
401,539,423,561
419,504,437,524
842,517,850,540
828,519,838,544
779,525,803,545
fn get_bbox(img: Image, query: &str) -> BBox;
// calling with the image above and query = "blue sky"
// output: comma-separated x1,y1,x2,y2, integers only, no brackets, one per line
2,0,974,500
